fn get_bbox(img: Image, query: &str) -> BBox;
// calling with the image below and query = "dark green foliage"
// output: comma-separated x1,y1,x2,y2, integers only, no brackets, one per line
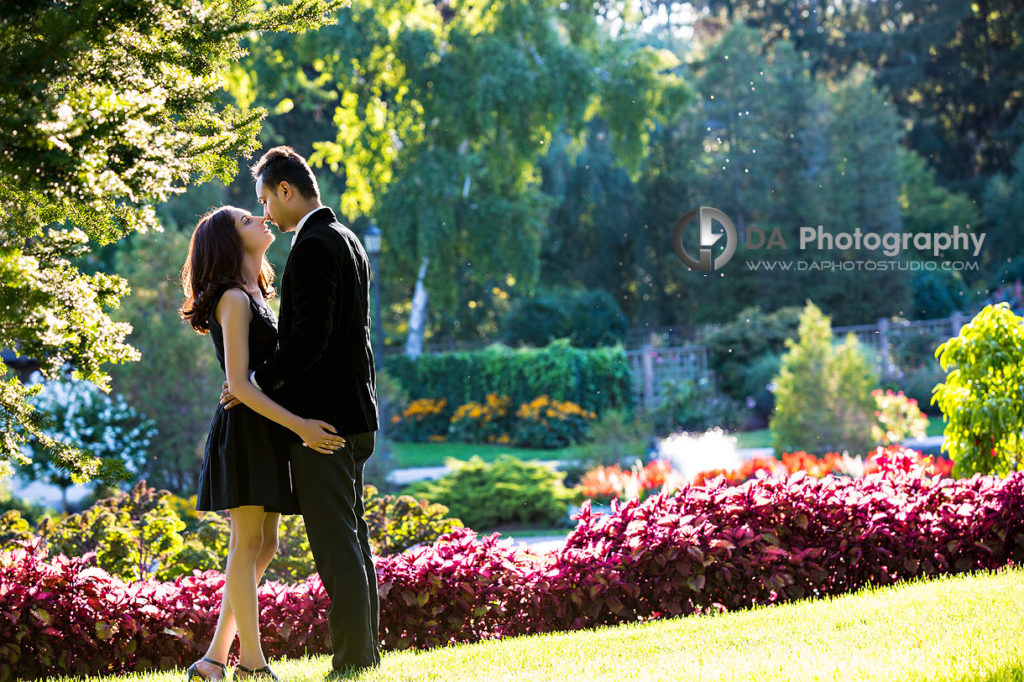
705,306,803,403
501,288,628,348
384,339,633,418
501,295,573,348
408,456,574,530
648,379,750,436
983,143,1024,267
909,270,965,319
738,353,783,424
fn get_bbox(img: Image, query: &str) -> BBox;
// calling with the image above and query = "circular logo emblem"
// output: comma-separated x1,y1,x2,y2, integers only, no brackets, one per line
672,206,738,272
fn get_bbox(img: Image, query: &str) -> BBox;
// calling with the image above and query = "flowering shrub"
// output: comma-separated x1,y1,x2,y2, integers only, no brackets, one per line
447,394,512,444
579,460,683,504
389,398,449,442
871,389,929,445
4,456,1023,678
692,455,782,486
18,378,157,511
391,394,596,447
512,395,596,448
858,445,955,478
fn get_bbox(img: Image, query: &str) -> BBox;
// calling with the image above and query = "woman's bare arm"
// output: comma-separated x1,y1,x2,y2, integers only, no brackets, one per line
217,288,342,454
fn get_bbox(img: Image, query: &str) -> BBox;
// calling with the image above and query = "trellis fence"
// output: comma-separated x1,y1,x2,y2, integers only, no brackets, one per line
627,314,969,410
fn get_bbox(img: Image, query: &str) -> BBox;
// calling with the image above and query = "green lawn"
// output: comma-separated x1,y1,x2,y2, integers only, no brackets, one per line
388,437,649,469
57,566,1024,681
733,428,772,449
388,441,564,468
926,416,948,437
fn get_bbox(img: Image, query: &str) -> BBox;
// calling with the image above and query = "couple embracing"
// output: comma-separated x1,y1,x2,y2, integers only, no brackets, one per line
179,147,380,680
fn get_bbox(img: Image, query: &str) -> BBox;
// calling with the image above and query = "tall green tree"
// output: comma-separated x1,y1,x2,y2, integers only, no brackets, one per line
538,122,642,303
813,66,910,323
634,25,830,325
235,0,688,349
983,143,1024,281
0,0,342,480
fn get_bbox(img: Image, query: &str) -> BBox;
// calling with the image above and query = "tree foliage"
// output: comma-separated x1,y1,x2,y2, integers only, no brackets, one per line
933,303,1024,477
107,229,223,493
0,0,342,480
229,0,688,343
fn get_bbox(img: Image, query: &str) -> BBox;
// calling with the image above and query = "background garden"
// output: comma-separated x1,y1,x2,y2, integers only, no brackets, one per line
2,0,1024,679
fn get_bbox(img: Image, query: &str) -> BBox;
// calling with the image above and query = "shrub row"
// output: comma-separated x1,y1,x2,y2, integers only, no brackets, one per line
383,339,633,418
382,455,1024,645
4,451,1023,678
0,546,331,681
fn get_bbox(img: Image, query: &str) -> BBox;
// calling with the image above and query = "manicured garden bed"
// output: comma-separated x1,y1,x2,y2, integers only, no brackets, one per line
4,452,1021,680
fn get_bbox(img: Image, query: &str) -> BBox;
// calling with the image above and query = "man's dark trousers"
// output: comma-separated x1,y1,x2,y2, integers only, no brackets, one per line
289,432,380,670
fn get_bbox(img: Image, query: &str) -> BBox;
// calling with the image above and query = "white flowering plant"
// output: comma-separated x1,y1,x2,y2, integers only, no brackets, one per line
18,376,157,510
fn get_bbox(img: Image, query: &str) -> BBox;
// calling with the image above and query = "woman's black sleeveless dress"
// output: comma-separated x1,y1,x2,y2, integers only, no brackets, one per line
196,291,300,514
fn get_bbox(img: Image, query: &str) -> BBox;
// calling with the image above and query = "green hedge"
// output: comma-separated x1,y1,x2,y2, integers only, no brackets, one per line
384,339,633,417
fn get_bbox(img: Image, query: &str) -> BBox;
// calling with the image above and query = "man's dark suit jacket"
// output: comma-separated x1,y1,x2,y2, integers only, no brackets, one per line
255,207,379,437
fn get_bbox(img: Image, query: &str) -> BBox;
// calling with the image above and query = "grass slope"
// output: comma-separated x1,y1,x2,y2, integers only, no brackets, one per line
55,567,1024,682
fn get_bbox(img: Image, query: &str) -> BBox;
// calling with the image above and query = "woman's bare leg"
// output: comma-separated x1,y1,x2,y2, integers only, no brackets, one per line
193,510,281,678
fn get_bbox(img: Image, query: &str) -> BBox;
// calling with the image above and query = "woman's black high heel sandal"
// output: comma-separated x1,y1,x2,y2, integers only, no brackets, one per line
186,657,228,682
235,664,281,682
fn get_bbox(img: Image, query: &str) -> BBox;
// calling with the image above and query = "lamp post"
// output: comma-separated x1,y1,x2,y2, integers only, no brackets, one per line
363,221,384,435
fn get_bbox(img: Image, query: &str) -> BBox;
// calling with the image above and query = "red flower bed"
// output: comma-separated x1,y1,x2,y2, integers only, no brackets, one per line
3,449,1022,679
693,446,954,485
580,460,683,503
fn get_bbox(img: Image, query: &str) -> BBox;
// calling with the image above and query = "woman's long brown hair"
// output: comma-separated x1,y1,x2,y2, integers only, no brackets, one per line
179,207,276,334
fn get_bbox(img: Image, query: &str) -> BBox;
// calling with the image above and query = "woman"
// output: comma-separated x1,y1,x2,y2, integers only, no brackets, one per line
179,206,345,681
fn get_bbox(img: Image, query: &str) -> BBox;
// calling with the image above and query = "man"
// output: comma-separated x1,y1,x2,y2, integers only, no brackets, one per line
223,146,380,674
